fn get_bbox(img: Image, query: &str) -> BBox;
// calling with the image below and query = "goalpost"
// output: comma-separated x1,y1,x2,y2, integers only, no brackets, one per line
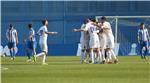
96,16,150,44
96,16,150,55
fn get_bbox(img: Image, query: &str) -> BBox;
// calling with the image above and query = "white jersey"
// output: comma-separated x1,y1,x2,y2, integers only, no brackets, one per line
102,21,113,37
85,22,100,48
101,21,114,48
97,23,107,49
80,24,90,49
37,25,48,52
37,25,48,43
6,28,17,43
138,28,149,41
28,28,36,42
80,24,90,42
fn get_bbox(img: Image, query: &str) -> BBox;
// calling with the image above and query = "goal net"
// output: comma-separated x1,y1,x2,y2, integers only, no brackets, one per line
95,16,150,55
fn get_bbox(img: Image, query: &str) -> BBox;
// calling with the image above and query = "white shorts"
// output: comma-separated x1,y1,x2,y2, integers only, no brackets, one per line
99,34,106,49
80,40,89,49
89,38,100,48
39,40,48,53
106,35,114,48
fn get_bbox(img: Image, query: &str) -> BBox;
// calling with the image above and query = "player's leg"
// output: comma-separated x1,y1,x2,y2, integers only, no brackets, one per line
25,48,32,62
32,41,37,62
101,48,106,64
139,41,144,59
36,42,47,65
86,49,91,63
10,42,16,60
97,48,102,64
80,49,85,64
143,41,149,59
26,41,32,61
109,39,118,63
90,48,95,64
41,43,48,65
8,42,13,59
110,49,118,64
106,48,112,64
36,42,45,57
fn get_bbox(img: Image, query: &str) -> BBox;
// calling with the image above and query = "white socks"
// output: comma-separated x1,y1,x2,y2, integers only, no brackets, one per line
110,50,117,60
36,52,46,64
36,52,45,57
101,49,106,61
42,55,46,63
91,50,95,64
106,51,112,62
80,51,85,63
98,51,102,63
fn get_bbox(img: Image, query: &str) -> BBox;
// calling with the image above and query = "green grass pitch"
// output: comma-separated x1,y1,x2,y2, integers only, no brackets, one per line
1,56,150,83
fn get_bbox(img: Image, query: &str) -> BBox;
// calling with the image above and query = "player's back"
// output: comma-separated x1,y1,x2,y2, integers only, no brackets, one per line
29,28,36,42
86,22,99,39
80,24,89,42
6,28,17,42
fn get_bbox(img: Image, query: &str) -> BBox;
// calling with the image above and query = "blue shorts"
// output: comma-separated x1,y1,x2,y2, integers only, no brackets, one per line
140,41,149,47
26,41,37,49
8,42,16,49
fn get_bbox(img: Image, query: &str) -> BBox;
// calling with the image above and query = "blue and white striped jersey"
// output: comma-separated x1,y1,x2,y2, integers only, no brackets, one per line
138,28,150,41
29,28,36,42
6,28,17,43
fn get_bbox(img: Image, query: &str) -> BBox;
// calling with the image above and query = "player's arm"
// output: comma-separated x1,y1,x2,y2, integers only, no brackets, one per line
45,31,58,35
6,30,9,40
94,30,100,33
73,28,87,32
29,31,34,41
15,30,19,44
137,30,140,43
146,29,150,42
36,29,41,36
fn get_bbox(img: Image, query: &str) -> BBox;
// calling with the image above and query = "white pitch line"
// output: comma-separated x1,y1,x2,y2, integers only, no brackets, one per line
1,67,8,70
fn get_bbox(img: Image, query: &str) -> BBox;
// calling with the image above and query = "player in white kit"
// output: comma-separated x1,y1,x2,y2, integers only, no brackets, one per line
73,19,90,64
100,16,118,64
96,18,107,63
81,18,101,64
35,19,57,65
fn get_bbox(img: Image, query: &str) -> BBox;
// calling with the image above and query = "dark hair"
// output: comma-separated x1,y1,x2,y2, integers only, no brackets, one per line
83,19,89,24
42,19,48,25
28,23,32,28
140,22,144,26
9,24,13,28
90,18,96,22
101,16,107,21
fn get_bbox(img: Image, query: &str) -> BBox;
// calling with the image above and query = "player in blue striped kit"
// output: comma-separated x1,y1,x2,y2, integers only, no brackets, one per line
24,24,37,62
138,23,150,59
6,24,19,60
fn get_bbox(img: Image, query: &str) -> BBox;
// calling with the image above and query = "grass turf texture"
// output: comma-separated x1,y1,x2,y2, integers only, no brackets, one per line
1,56,150,83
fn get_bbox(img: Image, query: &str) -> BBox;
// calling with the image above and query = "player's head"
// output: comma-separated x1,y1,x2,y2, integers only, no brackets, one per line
90,18,96,24
101,16,107,23
42,19,48,27
88,18,96,22
28,23,32,29
98,18,101,23
9,24,13,30
83,19,89,24
140,22,145,29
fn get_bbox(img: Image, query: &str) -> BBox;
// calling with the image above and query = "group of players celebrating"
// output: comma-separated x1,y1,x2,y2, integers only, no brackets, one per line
5,16,150,65
6,20,57,65
74,16,118,64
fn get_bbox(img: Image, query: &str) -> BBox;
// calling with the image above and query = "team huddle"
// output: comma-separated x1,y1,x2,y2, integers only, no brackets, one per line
73,16,118,64
6,20,57,65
